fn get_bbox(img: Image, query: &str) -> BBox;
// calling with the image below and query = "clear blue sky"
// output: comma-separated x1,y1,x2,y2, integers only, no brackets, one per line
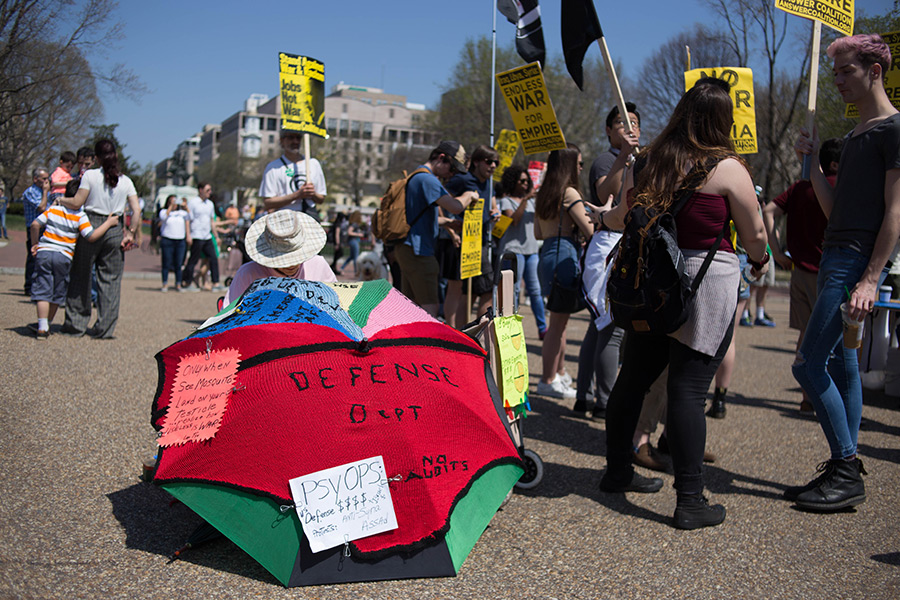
100,0,893,168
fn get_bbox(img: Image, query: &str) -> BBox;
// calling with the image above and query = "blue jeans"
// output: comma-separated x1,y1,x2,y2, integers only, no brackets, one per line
538,236,580,293
341,237,360,272
504,252,547,333
160,237,187,287
792,247,887,459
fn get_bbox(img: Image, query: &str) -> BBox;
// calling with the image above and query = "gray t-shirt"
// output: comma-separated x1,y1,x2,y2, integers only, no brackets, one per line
588,148,619,205
498,196,539,255
827,113,900,255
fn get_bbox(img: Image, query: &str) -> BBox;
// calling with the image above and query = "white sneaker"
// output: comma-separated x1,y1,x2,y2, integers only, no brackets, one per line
536,379,576,399
555,372,574,388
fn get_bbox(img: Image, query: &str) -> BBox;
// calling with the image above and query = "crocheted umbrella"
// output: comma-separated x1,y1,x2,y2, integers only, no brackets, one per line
150,278,523,586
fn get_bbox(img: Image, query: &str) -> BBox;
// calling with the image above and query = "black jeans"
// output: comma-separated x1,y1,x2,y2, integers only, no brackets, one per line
183,238,219,286
604,321,733,495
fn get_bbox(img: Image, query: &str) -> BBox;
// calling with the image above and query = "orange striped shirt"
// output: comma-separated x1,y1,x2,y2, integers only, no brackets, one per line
35,206,94,259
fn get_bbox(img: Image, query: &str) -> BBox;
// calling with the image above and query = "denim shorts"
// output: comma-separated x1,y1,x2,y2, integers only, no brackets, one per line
538,236,580,295
31,250,72,304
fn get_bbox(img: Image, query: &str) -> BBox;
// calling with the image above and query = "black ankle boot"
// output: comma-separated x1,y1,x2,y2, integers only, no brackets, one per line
795,457,866,511
706,388,726,419
673,493,726,530
784,460,836,501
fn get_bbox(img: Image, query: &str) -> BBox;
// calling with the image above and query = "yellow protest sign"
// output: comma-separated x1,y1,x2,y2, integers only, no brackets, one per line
846,30,900,118
493,129,520,182
492,315,529,408
278,53,326,138
775,0,854,36
496,63,567,155
491,214,513,239
460,199,484,279
685,67,757,154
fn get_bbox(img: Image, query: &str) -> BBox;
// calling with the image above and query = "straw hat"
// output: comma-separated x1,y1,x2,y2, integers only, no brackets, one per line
245,210,326,269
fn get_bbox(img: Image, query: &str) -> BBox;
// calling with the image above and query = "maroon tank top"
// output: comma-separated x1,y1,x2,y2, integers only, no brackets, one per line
675,191,734,253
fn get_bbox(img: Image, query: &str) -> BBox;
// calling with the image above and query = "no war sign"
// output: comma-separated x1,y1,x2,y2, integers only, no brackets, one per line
685,67,757,155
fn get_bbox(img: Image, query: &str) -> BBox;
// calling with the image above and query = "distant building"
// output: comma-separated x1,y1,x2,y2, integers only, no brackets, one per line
161,84,437,211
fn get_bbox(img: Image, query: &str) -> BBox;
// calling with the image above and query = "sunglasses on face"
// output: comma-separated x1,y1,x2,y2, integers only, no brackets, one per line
485,159,499,166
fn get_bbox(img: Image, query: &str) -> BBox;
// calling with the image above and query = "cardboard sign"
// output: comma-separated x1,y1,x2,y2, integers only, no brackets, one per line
491,214,513,239
493,129,521,182
528,161,545,189
775,0,854,36
158,347,241,447
279,53,326,138
685,67,758,154
846,30,900,118
492,315,529,408
496,63,567,155
460,198,485,279
289,456,398,553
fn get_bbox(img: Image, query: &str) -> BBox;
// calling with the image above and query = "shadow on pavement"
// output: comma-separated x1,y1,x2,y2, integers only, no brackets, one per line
871,552,900,567
107,483,277,586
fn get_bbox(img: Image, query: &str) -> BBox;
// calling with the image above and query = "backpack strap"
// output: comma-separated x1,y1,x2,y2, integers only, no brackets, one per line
405,167,439,229
672,156,729,293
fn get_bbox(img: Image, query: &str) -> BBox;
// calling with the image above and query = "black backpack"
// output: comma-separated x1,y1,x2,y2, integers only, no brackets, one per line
607,160,728,334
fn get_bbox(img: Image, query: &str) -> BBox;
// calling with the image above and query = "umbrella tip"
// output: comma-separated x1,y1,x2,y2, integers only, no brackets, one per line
357,338,369,353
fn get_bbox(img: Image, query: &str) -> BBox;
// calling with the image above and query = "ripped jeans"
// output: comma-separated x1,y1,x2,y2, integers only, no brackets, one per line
791,247,887,459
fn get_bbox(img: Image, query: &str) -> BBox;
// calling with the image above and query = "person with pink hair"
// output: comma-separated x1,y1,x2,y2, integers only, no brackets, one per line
790,34,900,512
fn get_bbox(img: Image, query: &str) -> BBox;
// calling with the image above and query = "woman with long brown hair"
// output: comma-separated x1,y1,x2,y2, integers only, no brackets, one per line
534,143,594,399
594,78,769,529
60,138,141,338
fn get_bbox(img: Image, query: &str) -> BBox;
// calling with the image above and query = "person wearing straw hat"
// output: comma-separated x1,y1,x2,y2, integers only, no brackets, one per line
223,210,336,305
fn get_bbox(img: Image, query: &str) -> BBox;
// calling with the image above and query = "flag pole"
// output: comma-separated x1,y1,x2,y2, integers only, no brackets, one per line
595,37,633,136
801,20,822,180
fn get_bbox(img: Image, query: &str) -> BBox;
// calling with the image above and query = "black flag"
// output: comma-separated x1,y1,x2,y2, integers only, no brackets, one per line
498,0,545,67
561,0,603,90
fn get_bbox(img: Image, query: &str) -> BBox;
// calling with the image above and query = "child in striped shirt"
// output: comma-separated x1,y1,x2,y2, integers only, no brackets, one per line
29,179,118,338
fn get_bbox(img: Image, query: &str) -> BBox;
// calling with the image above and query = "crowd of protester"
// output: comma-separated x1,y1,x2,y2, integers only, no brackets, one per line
16,33,900,531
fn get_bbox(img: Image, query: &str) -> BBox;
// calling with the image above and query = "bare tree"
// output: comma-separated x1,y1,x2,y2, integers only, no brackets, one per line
0,0,143,196
703,0,811,200
634,25,740,138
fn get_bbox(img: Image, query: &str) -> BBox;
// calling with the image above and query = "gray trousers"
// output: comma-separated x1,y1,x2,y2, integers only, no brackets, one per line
576,321,624,409
64,215,124,338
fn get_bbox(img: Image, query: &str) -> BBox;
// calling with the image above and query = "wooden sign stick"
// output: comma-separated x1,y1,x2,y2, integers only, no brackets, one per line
595,37,634,137
802,20,822,180
303,133,311,180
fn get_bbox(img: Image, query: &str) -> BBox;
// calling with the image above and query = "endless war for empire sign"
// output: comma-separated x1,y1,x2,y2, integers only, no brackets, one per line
496,63,566,155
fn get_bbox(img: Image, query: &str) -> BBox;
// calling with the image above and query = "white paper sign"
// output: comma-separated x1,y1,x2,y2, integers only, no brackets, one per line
288,455,398,553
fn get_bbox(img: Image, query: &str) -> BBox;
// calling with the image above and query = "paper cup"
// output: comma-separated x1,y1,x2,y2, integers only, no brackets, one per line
840,302,864,349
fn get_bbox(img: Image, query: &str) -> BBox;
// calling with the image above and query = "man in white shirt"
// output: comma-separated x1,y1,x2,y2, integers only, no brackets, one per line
259,130,326,219
182,181,224,292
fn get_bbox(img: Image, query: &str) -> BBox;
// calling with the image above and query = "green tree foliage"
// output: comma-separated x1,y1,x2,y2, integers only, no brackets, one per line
0,0,143,197
84,124,152,198
194,151,262,208
434,36,621,180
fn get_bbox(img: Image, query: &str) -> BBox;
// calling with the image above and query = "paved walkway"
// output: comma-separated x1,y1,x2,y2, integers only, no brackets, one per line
0,231,898,599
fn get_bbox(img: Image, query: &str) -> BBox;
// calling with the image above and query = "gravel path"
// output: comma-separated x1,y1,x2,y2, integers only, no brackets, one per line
0,267,897,599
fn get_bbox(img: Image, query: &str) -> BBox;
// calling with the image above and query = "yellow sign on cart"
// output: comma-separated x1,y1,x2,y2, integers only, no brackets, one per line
492,315,529,408
460,199,484,279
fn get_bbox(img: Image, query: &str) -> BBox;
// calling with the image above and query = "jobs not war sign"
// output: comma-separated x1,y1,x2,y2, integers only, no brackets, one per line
279,53,326,138
685,67,758,154
460,199,485,279
775,0,854,36
497,63,567,155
